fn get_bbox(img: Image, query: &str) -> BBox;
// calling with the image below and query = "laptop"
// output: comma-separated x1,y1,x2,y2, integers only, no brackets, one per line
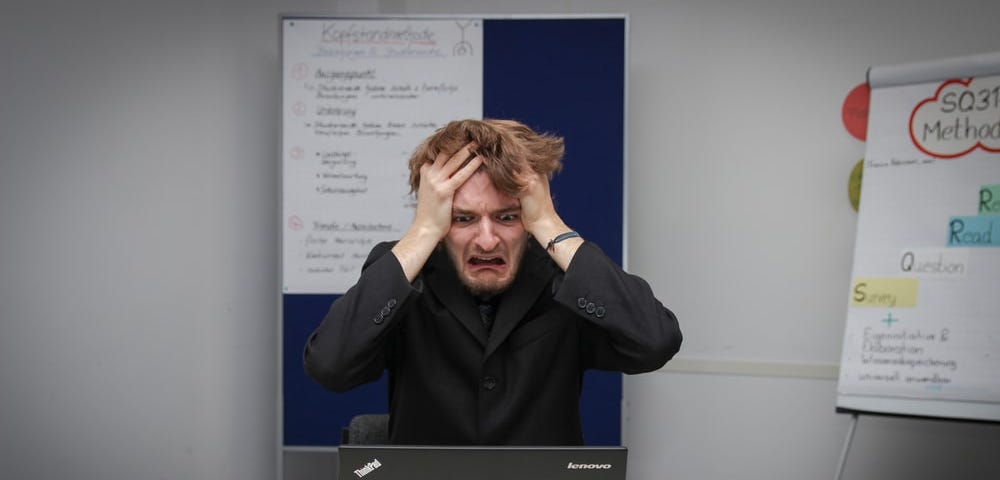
337,445,627,480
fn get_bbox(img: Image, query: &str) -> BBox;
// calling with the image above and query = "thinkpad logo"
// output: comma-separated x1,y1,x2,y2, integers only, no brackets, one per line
567,462,613,470
353,458,382,478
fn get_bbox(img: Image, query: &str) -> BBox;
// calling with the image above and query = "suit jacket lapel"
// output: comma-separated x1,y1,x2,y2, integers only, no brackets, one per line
424,247,488,347
485,241,555,358
423,241,557,355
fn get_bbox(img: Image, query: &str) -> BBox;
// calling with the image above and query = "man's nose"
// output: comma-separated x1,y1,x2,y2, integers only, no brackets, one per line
474,218,500,251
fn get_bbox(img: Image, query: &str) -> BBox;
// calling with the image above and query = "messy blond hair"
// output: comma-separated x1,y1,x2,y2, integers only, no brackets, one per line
407,119,564,196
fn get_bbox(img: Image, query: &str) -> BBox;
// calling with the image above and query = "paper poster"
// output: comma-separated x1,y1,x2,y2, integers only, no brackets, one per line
838,74,1000,404
282,18,483,293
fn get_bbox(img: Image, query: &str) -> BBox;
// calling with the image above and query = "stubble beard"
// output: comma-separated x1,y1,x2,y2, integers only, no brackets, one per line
450,250,523,300
463,272,514,299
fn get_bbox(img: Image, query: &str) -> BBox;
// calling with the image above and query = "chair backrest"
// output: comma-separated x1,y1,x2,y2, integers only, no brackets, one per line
343,414,389,445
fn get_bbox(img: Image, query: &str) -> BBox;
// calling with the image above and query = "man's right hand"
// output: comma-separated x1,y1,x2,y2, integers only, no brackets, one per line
391,143,482,282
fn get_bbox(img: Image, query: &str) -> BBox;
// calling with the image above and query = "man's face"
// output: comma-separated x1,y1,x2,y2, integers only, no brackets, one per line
444,170,528,298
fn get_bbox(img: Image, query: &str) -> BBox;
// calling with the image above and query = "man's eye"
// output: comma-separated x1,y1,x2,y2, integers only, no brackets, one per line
497,213,519,222
453,215,473,223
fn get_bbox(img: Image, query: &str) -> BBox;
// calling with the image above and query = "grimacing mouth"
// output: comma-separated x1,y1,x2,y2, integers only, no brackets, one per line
469,255,505,266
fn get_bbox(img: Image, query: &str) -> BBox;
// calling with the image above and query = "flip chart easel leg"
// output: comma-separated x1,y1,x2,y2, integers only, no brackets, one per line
834,413,859,480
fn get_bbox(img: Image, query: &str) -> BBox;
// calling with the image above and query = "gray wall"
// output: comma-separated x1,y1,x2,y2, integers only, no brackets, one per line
1,0,998,479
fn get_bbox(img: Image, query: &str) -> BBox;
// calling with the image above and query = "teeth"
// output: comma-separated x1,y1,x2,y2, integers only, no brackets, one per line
471,256,503,265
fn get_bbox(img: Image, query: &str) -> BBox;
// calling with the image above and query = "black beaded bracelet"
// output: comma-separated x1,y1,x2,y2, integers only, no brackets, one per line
546,231,581,252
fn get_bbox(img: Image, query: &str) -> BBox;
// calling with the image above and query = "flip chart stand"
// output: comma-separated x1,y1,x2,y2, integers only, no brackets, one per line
834,413,859,480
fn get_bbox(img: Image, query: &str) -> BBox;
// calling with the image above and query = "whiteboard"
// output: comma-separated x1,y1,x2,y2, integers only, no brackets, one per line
836,52,1000,422
282,18,483,294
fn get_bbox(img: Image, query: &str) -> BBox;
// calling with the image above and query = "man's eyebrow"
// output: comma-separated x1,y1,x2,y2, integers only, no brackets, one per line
451,204,521,215
495,206,521,215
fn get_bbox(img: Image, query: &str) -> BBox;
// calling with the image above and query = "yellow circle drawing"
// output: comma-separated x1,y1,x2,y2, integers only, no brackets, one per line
848,158,863,211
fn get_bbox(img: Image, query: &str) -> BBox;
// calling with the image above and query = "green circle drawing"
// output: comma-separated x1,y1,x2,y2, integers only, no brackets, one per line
848,159,863,211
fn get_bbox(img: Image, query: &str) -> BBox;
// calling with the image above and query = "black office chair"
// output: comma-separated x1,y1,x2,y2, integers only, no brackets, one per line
341,414,390,445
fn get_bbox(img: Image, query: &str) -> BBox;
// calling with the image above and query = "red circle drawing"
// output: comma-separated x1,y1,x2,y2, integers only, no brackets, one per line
292,62,309,81
842,82,870,141
288,216,303,231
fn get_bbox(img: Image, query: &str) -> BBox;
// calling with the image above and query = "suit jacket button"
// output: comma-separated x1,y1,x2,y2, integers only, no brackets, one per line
373,315,384,325
595,306,606,318
387,298,398,307
585,302,596,314
380,306,392,316
577,297,588,309
482,376,497,390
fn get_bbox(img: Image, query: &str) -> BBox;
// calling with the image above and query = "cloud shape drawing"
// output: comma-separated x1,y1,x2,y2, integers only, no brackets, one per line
909,76,1000,159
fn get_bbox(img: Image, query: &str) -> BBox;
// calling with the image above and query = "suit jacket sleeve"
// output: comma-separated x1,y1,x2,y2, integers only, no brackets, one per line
302,241,416,392
554,241,682,373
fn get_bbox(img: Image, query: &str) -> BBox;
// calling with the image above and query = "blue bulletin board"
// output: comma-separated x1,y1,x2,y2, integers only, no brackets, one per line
281,15,627,447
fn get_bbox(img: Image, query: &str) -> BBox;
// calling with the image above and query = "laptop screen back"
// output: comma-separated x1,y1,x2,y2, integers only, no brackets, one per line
337,445,627,480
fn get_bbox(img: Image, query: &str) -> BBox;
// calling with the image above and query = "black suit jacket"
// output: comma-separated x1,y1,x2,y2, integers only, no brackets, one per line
304,239,681,445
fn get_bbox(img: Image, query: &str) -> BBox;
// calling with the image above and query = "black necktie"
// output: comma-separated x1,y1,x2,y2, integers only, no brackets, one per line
477,302,496,331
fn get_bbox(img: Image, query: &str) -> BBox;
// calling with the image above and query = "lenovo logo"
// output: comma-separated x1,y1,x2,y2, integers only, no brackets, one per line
567,462,613,470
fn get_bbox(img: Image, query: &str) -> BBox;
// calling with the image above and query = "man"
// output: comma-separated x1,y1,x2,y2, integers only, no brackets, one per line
304,119,681,445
